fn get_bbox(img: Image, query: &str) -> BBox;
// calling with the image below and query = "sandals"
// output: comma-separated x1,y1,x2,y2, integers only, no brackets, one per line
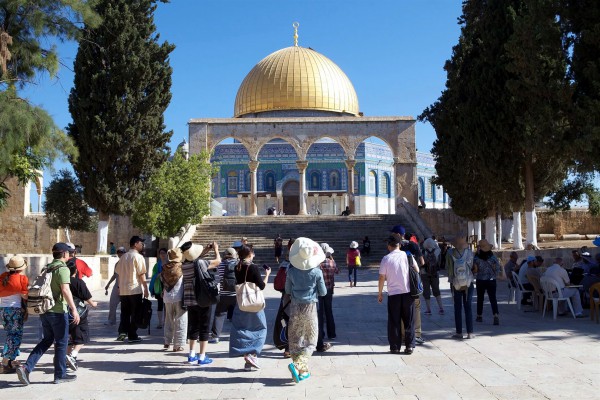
172,346,185,352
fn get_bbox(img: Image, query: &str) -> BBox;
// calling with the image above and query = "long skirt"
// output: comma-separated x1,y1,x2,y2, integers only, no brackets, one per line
229,306,267,357
288,302,318,373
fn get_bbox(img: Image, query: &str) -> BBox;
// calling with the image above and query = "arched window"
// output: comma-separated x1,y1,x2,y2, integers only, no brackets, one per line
245,171,251,191
382,173,390,196
264,171,276,192
227,171,238,194
418,177,425,200
329,171,340,190
368,170,377,194
309,171,321,190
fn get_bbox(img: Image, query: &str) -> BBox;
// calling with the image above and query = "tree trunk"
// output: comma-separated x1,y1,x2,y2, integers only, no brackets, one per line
524,161,537,247
512,211,524,250
467,221,475,239
496,213,502,250
97,211,110,254
474,221,482,241
64,228,71,244
485,210,497,249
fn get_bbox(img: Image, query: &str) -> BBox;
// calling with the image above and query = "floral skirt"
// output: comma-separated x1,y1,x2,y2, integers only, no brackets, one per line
288,302,318,373
1,307,26,360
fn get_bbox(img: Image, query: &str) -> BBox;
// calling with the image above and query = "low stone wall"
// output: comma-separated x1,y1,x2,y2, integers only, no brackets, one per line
0,255,157,291
419,208,467,238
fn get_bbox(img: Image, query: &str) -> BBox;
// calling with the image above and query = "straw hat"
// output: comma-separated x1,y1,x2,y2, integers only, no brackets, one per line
289,237,325,271
167,248,182,263
478,239,493,252
349,241,359,249
183,243,204,262
7,256,27,271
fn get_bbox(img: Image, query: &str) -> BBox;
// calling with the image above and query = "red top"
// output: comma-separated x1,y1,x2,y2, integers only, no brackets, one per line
346,248,361,267
0,273,29,297
71,258,93,278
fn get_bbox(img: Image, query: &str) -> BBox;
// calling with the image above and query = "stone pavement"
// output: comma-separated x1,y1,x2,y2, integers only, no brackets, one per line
1,268,599,399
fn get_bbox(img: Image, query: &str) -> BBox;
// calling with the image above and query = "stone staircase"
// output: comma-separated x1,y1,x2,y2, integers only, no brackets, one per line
191,214,423,267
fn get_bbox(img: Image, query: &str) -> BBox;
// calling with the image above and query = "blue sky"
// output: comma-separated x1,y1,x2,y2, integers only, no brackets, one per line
23,0,463,209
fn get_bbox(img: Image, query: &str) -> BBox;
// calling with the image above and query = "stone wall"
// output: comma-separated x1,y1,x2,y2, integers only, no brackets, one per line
419,208,467,238
0,178,141,255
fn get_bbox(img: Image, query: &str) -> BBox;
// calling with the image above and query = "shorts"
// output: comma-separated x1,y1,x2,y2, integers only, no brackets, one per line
69,317,90,345
187,305,211,341
275,247,283,257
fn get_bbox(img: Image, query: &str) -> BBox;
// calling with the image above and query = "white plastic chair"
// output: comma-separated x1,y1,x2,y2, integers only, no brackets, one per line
512,271,533,310
539,277,576,320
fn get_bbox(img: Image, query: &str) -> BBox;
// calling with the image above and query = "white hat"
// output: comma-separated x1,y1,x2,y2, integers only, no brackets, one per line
66,242,76,252
183,243,204,262
349,241,359,249
289,237,325,271
321,243,334,255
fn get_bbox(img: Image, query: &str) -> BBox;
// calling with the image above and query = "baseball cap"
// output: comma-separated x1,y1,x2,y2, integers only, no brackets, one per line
224,247,238,258
52,242,71,253
526,255,536,263
390,225,406,236
232,240,243,248
129,235,145,247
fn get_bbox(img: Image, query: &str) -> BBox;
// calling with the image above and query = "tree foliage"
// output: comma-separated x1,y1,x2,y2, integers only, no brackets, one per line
67,0,174,220
43,169,97,232
132,152,213,238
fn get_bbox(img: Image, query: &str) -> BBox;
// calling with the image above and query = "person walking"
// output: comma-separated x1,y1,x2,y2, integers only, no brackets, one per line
317,244,338,351
422,238,444,315
446,235,475,340
274,234,284,263
17,243,80,385
209,247,239,344
346,241,361,287
105,247,125,330
115,236,149,343
230,245,271,370
474,239,503,325
286,237,327,383
181,241,221,365
378,236,417,354
1,256,29,374
161,248,187,352
66,261,98,372
150,248,167,329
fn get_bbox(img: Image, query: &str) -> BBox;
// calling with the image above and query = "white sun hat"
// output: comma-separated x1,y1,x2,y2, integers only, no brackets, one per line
349,241,359,249
183,243,204,262
289,237,326,271
321,243,334,255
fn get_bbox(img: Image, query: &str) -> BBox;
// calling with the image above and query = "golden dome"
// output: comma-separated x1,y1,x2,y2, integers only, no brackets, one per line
234,46,360,117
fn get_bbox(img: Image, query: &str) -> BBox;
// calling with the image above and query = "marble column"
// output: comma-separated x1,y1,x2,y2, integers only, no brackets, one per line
248,160,259,216
296,160,308,215
313,193,320,214
345,159,356,214
332,193,338,215
237,194,243,216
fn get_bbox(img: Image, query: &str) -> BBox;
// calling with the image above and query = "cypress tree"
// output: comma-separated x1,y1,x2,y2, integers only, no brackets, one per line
67,0,174,253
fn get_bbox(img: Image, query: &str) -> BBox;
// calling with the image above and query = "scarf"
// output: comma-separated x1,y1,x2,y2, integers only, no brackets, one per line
160,260,182,291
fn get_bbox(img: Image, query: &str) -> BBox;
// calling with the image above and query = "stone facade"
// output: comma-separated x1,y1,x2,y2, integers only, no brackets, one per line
0,178,141,255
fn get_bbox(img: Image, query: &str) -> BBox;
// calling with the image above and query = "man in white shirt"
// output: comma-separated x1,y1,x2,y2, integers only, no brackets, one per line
378,236,417,355
543,258,584,317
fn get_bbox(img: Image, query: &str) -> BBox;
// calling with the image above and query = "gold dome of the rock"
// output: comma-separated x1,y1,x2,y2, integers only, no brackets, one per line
234,45,360,117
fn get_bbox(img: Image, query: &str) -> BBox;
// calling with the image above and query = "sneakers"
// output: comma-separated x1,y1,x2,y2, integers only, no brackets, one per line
16,366,30,385
316,342,332,352
66,355,78,371
288,363,300,383
187,354,199,364
54,374,77,384
415,337,425,345
198,356,213,366
244,362,253,371
451,333,464,340
208,337,220,344
244,354,260,369
493,316,500,325
116,333,126,341
466,333,475,339
129,337,142,343
475,316,483,322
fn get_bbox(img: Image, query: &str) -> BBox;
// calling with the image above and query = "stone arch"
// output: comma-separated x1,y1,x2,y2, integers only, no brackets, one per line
348,134,398,160
256,136,303,161
207,134,255,160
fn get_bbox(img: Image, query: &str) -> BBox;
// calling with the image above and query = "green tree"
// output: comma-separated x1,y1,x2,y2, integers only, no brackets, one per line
43,169,97,242
67,0,174,252
0,0,99,209
132,152,213,240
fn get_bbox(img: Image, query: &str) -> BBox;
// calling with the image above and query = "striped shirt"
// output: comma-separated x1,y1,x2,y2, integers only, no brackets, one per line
182,259,209,307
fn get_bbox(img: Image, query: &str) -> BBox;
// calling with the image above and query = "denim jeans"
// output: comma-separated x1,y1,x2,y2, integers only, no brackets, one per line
453,284,474,334
25,312,69,380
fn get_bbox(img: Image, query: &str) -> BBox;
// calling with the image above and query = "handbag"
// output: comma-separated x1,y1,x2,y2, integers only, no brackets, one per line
355,255,361,267
235,264,265,312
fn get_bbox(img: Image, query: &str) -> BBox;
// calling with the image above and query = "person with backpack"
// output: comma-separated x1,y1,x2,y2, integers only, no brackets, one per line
473,239,503,326
181,241,221,366
17,242,80,385
1,256,29,374
161,248,187,352
230,244,271,370
346,241,361,287
149,248,167,329
422,238,444,315
362,236,371,257
317,244,338,351
446,235,475,340
115,236,149,343
286,237,327,383
209,247,239,344
65,261,98,372
378,236,418,354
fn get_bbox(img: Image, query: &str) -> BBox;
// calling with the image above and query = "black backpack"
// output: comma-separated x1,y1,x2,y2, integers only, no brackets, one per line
407,255,424,298
221,258,238,293
423,249,439,276
135,298,153,334
194,259,220,307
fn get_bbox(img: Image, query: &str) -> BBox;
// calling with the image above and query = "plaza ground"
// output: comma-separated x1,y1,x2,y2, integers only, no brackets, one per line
1,268,598,399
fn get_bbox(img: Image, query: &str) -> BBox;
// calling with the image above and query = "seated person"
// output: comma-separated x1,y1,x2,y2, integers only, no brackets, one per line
504,252,519,287
543,257,585,317
517,256,536,304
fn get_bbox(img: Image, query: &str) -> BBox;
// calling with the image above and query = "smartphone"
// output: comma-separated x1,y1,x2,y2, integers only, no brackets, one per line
262,264,271,271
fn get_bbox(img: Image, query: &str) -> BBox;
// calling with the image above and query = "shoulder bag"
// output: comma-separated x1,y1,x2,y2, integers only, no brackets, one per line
235,264,265,312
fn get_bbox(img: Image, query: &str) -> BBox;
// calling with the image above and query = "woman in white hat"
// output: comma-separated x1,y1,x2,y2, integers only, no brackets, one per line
286,237,327,383
0,256,29,373
346,241,361,287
